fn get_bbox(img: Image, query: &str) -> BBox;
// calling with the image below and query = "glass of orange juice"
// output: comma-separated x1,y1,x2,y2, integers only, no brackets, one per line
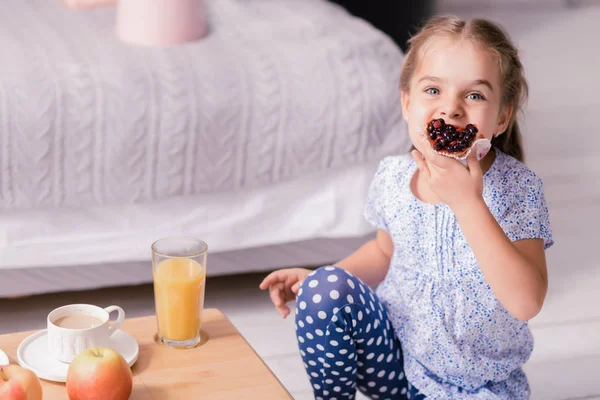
151,237,207,348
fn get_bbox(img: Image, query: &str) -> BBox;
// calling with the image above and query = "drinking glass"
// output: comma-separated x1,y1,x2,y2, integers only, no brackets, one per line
151,237,208,348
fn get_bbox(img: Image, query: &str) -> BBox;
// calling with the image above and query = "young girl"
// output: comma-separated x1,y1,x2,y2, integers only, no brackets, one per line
260,16,553,400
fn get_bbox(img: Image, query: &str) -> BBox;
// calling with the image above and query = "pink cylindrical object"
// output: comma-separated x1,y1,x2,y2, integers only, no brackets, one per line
116,0,207,47
63,0,117,9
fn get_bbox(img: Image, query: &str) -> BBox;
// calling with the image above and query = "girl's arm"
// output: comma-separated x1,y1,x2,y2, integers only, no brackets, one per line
412,148,548,321
336,229,394,287
454,200,548,321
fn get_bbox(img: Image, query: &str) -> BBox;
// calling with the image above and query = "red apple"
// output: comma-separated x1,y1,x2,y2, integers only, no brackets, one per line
0,364,43,400
66,348,132,400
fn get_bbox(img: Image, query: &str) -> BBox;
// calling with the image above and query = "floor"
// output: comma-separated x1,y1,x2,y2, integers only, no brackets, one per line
1,2,600,400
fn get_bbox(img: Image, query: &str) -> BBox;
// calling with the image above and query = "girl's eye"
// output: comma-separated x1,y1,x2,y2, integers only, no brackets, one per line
425,87,439,95
467,92,485,101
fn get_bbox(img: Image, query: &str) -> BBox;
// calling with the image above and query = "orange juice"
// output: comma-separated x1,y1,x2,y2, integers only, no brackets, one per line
153,258,205,343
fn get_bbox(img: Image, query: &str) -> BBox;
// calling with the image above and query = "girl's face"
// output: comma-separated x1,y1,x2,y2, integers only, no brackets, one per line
401,38,512,154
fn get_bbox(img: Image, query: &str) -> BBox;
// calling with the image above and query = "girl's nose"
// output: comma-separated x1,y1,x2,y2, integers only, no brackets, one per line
440,100,463,119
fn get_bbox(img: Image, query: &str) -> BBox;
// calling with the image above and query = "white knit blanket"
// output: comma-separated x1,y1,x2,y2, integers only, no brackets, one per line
0,0,408,211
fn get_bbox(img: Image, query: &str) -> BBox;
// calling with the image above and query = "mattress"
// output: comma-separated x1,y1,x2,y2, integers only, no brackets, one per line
0,0,407,212
0,159,381,270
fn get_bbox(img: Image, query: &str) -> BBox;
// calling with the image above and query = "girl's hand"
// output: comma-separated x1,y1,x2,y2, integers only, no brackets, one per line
411,144,484,212
259,268,312,318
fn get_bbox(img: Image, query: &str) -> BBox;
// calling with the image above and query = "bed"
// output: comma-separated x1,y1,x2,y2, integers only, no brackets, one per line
0,0,410,297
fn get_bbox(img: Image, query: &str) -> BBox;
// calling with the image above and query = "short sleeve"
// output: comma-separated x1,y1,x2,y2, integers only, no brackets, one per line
502,173,554,250
363,157,393,232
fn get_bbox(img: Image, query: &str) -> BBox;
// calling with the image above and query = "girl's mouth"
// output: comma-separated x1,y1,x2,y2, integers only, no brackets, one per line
425,118,479,154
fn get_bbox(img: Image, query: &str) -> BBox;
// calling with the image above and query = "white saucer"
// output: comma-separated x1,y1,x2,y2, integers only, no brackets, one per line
0,348,8,365
17,329,139,383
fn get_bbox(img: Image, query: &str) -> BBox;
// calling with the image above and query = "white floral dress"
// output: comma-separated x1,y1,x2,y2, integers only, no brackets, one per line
364,149,554,399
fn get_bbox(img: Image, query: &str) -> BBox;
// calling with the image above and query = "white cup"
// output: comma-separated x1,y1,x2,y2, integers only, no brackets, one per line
47,304,125,363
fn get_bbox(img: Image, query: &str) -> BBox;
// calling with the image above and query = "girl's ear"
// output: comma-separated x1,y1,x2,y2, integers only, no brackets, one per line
495,105,513,137
400,90,410,123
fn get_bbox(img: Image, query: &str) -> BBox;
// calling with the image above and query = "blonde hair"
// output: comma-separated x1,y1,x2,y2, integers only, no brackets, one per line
400,16,528,162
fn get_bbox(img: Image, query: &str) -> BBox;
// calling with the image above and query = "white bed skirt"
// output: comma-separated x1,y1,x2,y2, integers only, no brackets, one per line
0,159,381,269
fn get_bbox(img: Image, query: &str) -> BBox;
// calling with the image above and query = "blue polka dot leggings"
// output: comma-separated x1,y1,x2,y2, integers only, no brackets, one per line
295,266,425,400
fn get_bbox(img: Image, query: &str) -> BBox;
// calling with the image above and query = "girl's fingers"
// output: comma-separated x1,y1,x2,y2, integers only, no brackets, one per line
417,139,438,160
411,149,424,170
411,150,431,179
425,147,455,169
277,304,291,319
269,282,285,307
259,274,273,290
416,139,458,169
291,281,302,294
259,270,284,290
467,153,482,178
